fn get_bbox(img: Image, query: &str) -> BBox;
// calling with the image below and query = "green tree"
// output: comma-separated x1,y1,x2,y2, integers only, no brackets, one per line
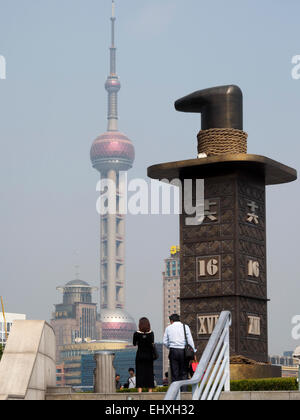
0,345,3,360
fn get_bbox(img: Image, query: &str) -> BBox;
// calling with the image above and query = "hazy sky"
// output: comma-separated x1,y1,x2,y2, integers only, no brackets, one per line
0,0,299,355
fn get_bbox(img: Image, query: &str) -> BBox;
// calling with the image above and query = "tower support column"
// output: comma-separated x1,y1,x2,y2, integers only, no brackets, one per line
107,169,117,310
117,215,125,308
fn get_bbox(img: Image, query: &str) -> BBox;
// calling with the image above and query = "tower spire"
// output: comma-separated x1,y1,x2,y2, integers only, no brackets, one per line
105,0,120,132
110,0,116,60
112,0,115,20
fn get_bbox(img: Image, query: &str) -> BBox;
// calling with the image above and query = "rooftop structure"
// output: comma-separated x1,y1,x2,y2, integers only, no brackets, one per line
51,278,101,362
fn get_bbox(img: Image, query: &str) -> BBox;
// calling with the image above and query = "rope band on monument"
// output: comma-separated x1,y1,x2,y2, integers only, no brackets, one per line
197,128,248,156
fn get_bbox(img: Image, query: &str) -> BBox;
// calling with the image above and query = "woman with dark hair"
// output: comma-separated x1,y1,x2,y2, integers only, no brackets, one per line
133,317,155,393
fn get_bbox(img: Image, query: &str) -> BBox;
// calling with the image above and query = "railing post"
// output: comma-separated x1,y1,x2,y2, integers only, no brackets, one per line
164,311,231,401
224,320,230,392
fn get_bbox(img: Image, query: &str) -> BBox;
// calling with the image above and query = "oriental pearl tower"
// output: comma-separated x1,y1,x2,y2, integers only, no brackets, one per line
90,1,136,342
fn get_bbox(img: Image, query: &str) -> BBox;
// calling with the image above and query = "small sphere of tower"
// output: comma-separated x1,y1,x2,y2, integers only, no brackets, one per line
105,77,121,93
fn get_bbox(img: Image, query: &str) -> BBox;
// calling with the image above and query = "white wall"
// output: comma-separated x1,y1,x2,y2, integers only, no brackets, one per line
0,320,56,400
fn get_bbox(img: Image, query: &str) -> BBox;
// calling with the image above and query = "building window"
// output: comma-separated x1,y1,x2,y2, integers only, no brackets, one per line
167,262,171,277
172,261,177,276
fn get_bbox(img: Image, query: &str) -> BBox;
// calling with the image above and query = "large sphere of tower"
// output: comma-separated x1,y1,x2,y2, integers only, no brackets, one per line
90,131,135,172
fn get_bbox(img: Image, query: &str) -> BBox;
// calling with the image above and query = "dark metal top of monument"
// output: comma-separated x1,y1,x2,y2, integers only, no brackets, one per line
175,85,243,131
148,84,297,185
148,154,297,186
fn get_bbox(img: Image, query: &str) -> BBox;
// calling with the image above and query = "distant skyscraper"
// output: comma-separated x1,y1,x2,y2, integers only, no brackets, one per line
51,278,101,362
90,1,136,341
162,246,181,376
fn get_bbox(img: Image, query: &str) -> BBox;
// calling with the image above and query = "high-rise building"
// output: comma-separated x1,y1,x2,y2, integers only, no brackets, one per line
51,278,102,362
90,1,136,341
162,246,181,376
0,313,26,346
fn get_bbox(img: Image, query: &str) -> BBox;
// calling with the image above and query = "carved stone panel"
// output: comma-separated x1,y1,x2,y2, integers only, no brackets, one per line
180,171,268,362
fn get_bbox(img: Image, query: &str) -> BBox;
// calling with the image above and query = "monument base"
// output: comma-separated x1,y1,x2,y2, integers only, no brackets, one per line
230,364,282,381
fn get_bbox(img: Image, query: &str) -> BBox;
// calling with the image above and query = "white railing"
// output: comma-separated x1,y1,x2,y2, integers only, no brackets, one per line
164,311,231,401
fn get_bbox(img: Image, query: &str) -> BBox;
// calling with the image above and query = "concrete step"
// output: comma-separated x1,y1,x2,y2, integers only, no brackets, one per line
46,390,300,401
221,392,300,400
45,392,192,401
46,387,74,395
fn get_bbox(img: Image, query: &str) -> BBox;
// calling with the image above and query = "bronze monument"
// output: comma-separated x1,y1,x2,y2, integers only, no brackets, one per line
148,85,297,363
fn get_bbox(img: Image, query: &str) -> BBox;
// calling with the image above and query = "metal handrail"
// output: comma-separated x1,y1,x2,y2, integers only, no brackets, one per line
164,311,231,401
